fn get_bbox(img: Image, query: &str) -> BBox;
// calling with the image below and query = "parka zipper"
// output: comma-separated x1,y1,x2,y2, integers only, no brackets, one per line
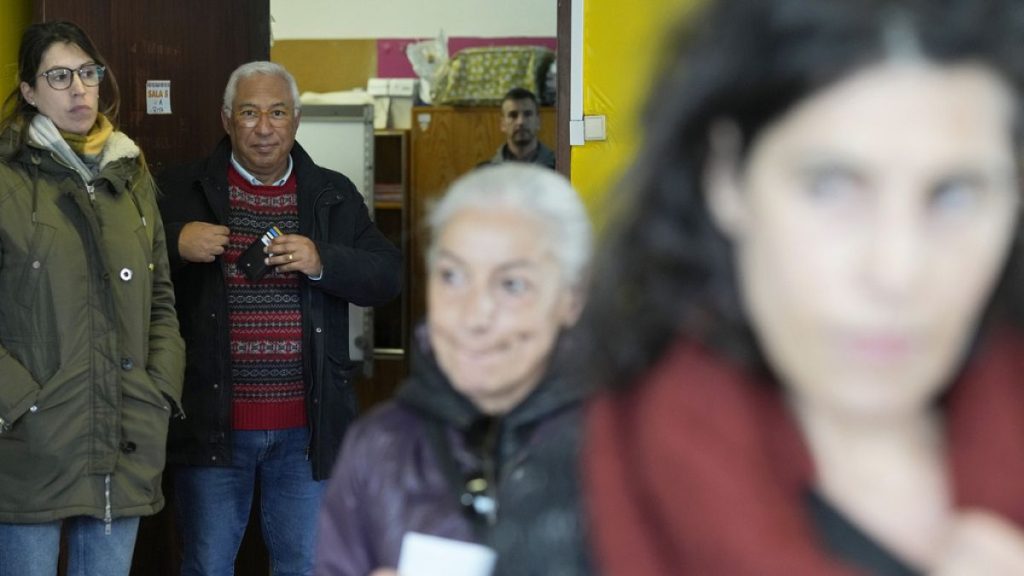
127,188,148,228
104,473,112,534
59,156,111,535
479,419,500,526
43,148,97,203
37,151,128,535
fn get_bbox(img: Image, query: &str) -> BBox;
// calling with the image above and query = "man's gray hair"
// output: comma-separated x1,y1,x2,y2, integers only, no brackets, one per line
427,164,592,288
222,61,301,115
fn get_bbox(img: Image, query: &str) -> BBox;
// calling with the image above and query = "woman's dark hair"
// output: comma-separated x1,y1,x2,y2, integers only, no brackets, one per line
0,21,120,148
581,0,1024,390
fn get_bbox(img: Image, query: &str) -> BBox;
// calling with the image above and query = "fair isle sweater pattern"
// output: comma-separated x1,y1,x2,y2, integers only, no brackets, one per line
224,167,307,430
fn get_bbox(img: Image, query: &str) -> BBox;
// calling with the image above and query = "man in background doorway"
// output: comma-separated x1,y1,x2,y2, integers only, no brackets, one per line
157,61,401,576
486,87,556,169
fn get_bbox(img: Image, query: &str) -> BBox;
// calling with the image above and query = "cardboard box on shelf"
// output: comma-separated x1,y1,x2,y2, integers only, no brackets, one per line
368,78,417,130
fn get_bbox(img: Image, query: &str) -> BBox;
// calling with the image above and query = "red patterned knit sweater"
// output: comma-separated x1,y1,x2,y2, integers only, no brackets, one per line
224,167,306,430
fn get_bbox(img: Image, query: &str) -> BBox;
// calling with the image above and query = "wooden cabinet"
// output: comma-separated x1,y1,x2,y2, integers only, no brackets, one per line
408,106,557,329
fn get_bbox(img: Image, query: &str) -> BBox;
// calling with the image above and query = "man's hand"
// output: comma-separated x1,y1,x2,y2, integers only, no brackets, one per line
179,222,230,263
266,234,323,278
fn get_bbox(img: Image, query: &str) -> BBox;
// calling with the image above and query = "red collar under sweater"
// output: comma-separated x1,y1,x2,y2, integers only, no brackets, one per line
584,328,1024,575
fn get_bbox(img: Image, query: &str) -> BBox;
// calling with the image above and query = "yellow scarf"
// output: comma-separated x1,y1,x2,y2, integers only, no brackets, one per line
60,114,113,158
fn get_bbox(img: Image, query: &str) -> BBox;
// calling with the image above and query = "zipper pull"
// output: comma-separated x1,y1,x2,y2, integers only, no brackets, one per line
103,473,112,535
86,183,96,203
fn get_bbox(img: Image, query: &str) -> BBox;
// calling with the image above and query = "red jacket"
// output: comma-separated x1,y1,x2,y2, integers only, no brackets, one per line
585,330,1024,575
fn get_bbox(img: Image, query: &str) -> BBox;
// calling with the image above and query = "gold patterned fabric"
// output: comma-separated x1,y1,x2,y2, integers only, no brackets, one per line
433,46,555,106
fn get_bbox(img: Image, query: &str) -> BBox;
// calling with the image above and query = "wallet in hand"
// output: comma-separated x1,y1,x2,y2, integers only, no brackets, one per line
239,226,283,282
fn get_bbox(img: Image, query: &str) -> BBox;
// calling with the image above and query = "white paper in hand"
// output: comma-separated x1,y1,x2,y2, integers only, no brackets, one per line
397,532,496,576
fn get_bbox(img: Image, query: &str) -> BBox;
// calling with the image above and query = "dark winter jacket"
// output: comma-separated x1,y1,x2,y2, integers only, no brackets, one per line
316,330,592,576
157,137,401,479
486,142,556,170
0,126,185,522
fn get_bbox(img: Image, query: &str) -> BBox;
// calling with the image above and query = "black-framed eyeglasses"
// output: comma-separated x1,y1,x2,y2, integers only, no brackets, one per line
37,63,105,90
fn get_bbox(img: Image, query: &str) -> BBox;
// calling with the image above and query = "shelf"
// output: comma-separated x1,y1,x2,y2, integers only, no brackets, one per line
374,182,404,204
371,130,410,368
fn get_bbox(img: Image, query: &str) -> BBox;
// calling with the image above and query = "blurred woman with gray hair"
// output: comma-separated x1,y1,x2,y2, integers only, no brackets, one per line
315,164,594,576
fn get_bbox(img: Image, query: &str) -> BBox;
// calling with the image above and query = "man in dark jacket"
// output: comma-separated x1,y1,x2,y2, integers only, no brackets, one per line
158,61,401,576
484,88,555,169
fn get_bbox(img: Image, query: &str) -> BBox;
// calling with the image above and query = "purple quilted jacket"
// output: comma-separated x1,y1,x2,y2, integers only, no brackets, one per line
315,335,592,576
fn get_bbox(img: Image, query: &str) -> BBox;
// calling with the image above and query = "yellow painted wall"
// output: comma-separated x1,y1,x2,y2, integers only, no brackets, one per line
0,0,31,96
572,0,700,220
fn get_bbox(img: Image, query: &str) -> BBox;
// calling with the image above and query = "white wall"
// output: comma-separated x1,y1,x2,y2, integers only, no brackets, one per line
271,0,556,40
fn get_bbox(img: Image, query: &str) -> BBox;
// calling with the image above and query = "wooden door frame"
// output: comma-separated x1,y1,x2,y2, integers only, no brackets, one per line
557,0,571,178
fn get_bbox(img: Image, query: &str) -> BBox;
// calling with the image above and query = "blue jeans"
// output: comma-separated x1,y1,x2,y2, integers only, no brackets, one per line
174,427,325,576
0,516,140,576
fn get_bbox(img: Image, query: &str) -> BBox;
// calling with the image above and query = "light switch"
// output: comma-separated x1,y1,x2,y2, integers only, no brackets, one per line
583,115,607,141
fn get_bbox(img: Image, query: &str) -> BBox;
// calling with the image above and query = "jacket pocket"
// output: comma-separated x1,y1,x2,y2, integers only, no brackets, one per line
123,369,176,414
117,371,173,502
4,217,60,384
324,351,359,434
132,223,156,353
133,223,154,266
15,223,56,309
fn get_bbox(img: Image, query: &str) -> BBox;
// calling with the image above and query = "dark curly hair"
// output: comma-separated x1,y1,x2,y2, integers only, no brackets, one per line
581,0,1024,390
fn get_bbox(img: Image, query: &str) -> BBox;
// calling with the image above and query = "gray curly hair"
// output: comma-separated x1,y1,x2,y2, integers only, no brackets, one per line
427,164,593,288
222,61,301,115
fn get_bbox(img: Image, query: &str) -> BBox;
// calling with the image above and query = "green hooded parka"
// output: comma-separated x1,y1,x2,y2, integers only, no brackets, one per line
0,125,184,524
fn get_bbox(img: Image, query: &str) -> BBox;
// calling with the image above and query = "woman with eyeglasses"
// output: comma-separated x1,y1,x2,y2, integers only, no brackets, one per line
0,21,184,576
583,0,1024,574
315,164,593,576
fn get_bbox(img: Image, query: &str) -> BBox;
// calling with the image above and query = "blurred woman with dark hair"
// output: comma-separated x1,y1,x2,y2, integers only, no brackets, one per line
0,21,183,576
583,1,1024,574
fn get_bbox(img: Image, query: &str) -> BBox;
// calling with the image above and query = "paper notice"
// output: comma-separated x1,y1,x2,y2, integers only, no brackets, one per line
146,80,171,114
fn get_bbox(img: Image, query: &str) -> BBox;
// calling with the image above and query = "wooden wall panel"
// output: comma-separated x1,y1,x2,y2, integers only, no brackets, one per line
33,0,270,173
408,105,557,327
